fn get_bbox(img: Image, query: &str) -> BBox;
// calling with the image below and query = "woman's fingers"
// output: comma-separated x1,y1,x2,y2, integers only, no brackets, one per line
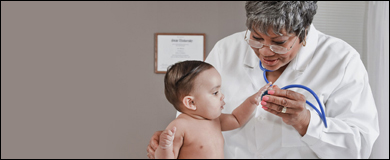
151,130,163,150
146,145,155,159
269,85,306,102
146,130,163,159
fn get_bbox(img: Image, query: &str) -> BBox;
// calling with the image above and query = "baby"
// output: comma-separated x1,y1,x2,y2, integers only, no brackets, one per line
155,60,271,159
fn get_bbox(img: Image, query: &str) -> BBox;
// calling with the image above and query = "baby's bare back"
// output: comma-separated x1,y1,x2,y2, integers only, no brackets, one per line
176,115,225,159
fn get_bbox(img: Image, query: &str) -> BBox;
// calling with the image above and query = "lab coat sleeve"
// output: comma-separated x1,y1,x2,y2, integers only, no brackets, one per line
301,54,380,158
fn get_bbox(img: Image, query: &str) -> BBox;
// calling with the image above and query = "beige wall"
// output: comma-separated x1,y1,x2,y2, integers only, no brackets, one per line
1,1,246,159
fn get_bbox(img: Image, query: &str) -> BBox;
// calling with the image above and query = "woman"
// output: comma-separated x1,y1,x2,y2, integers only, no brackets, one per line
147,1,379,158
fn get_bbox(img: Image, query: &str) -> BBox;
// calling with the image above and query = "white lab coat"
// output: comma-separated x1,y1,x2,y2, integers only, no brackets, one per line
202,24,379,159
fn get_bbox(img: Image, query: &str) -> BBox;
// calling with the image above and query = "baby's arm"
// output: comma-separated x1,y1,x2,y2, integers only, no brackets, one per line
219,82,272,131
155,126,176,159
155,120,184,159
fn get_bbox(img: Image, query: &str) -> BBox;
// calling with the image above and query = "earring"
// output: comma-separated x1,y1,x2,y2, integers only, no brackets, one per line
302,39,306,46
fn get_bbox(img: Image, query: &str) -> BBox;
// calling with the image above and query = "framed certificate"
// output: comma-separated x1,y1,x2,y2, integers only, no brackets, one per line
155,33,205,73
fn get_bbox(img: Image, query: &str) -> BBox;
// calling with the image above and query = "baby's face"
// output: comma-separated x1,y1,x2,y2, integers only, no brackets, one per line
191,67,225,120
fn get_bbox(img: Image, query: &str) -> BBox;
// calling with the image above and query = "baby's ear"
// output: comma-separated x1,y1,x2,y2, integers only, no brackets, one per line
182,96,196,111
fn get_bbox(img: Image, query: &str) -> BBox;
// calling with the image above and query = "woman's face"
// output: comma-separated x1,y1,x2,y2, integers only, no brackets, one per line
249,27,303,72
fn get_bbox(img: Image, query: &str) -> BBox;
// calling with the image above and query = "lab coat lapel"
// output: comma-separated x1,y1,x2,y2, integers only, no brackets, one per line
281,24,320,147
292,24,318,72
277,24,319,87
243,44,264,91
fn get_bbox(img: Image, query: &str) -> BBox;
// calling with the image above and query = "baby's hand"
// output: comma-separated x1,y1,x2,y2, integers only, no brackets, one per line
250,82,272,105
158,126,176,149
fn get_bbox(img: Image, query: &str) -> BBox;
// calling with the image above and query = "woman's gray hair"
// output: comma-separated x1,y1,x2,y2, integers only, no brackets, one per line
245,1,317,42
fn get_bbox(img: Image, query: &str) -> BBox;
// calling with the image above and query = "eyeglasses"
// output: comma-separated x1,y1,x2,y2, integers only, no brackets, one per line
244,29,303,54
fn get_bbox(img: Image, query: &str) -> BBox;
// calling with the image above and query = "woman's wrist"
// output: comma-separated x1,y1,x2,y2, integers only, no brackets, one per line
293,109,310,136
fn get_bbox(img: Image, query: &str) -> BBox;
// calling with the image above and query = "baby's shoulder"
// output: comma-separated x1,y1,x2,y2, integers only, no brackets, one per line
169,116,188,127
164,115,193,132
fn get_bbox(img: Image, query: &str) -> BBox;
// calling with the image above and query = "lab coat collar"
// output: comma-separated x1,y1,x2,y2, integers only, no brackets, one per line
243,47,259,69
243,24,319,72
290,24,318,72
243,30,259,69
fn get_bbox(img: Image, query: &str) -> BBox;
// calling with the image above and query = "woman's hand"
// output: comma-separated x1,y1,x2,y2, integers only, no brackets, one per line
260,85,310,136
146,130,163,159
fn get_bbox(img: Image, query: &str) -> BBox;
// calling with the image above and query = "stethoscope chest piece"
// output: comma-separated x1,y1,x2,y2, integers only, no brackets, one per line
261,90,269,100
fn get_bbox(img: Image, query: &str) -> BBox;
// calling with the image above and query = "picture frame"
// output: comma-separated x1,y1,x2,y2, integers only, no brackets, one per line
155,33,206,73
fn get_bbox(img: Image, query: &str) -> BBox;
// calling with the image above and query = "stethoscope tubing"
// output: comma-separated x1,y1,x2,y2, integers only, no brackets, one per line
260,60,328,128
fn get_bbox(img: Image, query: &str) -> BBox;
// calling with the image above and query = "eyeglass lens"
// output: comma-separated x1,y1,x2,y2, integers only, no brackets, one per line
247,39,288,54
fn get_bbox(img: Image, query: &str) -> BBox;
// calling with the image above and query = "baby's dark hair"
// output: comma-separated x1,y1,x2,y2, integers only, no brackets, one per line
164,60,214,112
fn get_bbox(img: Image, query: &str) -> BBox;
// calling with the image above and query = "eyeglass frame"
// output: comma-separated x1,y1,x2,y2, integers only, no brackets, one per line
244,28,304,54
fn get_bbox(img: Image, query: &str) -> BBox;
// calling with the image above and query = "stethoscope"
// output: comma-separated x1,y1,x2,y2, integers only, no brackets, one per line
259,60,328,128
